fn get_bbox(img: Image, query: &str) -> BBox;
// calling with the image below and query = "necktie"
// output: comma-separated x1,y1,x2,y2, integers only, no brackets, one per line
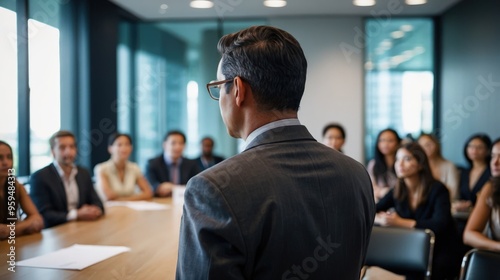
171,162,179,185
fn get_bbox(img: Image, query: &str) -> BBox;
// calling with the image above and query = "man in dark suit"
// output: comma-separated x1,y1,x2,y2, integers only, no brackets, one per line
176,26,376,279
195,137,225,171
145,130,200,197
30,130,104,228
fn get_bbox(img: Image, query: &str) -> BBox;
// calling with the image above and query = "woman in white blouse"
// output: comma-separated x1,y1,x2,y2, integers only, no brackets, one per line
94,133,153,201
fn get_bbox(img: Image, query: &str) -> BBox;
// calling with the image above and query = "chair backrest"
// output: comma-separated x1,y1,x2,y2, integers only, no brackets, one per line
459,249,500,280
364,226,435,279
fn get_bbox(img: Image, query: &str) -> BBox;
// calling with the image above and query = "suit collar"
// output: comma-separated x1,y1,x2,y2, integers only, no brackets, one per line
244,125,315,151
243,118,301,150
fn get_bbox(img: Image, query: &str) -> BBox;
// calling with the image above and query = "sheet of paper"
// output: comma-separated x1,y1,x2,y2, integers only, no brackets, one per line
105,200,170,211
16,244,130,270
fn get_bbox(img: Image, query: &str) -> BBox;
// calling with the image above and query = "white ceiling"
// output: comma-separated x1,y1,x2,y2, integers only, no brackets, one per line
109,0,463,20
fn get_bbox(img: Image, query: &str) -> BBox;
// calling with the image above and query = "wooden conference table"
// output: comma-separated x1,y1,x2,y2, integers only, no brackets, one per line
0,198,183,279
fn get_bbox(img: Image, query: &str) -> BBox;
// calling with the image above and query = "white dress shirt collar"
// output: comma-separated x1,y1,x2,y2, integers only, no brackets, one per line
243,118,301,150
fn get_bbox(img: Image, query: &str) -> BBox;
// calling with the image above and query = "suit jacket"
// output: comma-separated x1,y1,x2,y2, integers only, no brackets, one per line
145,155,200,193
176,125,376,280
195,155,225,171
30,163,104,228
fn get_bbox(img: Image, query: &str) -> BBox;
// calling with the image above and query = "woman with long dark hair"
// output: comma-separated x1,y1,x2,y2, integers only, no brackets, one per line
464,138,500,250
0,141,44,239
453,133,492,212
367,128,401,202
375,142,461,279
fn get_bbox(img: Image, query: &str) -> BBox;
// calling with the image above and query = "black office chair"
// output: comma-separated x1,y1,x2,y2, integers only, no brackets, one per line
364,226,435,279
459,249,500,280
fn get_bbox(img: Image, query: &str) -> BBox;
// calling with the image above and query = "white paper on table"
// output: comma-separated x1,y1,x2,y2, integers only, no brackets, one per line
16,244,130,270
105,200,170,211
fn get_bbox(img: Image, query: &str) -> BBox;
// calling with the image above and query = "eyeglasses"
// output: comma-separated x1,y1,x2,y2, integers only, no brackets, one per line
206,79,233,100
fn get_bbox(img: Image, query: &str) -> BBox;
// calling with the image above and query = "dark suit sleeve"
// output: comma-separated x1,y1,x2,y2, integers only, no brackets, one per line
30,170,68,228
145,159,162,192
176,176,246,280
77,168,104,214
375,189,395,212
414,183,453,236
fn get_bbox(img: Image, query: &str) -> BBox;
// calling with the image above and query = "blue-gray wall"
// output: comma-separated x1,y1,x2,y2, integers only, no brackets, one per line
440,0,500,167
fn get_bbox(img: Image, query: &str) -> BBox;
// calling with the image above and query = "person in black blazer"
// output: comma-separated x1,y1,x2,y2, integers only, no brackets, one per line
195,137,224,171
30,130,104,228
375,142,462,279
145,130,200,197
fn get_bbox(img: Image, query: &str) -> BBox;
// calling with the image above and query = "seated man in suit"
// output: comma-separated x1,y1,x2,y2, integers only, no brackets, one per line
30,130,104,228
195,136,225,171
145,130,200,197
176,26,375,279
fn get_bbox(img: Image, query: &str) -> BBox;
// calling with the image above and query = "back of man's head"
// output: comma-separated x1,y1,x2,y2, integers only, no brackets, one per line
217,25,307,111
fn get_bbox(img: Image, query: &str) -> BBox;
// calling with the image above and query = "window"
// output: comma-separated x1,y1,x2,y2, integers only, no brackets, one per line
28,18,61,172
0,4,18,170
364,18,434,161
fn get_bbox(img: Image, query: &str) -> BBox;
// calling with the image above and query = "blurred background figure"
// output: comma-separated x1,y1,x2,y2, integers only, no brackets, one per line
418,133,459,200
464,138,500,251
94,133,153,201
145,130,200,197
0,141,44,239
453,133,492,213
196,137,224,171
375,142,461,280
367,128,401,202
322,123,346,153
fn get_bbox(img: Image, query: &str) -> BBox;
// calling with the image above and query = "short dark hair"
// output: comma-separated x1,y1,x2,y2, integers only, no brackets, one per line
463,133,492,167
49,130,76,149
108,133,133,147
217,25,307,111
164,130,186,143
322,123,346,140
201,136,214,145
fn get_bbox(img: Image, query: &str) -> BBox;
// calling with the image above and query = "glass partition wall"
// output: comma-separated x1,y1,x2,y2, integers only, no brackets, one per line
364,18,435,162
117,19,266,169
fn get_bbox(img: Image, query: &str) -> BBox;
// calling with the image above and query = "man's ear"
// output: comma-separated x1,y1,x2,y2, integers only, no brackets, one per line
233,76,246,107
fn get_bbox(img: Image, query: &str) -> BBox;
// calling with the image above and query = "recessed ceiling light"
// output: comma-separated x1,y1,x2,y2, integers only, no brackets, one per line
190,0,214,9
406,0,427,5
353,0,376,7
160,4,168,10
263,0,287,8
380,39,392,49
400,24,413,32
391,30,405,39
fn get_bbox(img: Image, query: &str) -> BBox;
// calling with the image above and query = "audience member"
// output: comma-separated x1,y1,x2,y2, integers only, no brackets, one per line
176,25,375,279
30,130,104,228
322,123,346,152
375,142,461,279
145,130,199,197
195,136,224,171
463,138,500,250
453,133,492,212
94,133,153,201
367,128,401,202
418,133,459,200
0,141,44,239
